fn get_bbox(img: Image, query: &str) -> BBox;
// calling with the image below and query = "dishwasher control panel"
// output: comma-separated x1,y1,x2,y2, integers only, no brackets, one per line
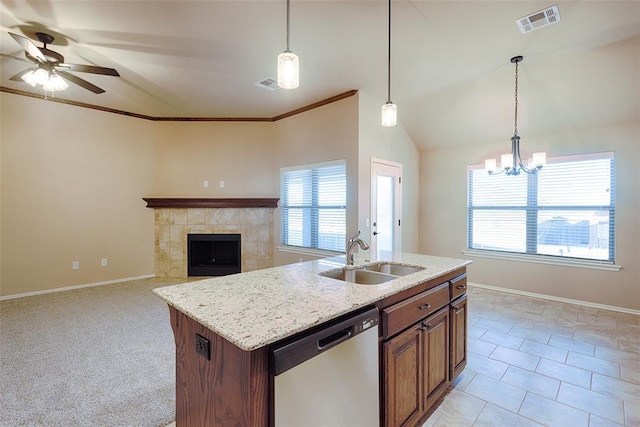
269,306,379,376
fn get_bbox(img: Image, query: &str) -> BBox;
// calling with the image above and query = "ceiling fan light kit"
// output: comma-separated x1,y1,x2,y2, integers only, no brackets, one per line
277,0,299,89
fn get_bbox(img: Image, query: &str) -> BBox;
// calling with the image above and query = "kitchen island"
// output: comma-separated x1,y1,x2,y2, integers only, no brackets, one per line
154,252,471,426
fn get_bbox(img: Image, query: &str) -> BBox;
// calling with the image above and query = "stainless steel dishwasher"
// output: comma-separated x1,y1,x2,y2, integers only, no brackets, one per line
269,306,380,427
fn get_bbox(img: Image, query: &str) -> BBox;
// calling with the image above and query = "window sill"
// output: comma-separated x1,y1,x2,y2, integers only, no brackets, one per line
462,249,622,272
277,245,343,258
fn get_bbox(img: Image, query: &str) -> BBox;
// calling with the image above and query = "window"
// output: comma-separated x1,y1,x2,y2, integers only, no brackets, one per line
281,160,346,252
467,152,615,262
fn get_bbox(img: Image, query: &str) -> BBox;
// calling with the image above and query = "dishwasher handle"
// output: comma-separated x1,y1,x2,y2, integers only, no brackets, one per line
317,327,353,352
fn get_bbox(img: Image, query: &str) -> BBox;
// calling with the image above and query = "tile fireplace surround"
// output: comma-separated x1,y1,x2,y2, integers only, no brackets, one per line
144,198,278,277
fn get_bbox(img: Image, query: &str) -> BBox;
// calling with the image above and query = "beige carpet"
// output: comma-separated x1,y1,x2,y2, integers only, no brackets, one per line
0,278,184,426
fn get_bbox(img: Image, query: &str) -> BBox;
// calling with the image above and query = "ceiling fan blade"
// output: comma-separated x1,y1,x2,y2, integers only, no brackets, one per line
8,68,33,81
57,70,105,94
9,32,47,63
59,63,120,76
0,53,32,64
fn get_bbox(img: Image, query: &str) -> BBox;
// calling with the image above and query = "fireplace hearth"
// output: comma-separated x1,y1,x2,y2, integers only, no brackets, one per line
188,234,241,276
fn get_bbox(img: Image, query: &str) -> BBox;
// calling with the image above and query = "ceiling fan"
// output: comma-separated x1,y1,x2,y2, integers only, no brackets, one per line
6,31,120,94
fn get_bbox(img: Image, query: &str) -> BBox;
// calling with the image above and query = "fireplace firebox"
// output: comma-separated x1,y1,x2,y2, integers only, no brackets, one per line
187,234,241,276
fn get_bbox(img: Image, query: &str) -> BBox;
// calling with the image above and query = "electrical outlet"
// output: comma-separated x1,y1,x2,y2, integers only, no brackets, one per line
195,334,210,360
101,258,108,267
203,180,209,188
219,180,225,188
72,261,79,270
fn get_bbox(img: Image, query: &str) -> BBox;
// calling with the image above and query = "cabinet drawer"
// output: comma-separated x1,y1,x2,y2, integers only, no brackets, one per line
450,273,467,300
382,283,449,339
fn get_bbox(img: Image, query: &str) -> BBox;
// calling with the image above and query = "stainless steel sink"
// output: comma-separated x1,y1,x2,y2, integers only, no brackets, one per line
319,268,398,285
362,262,425,276
319,262,425,285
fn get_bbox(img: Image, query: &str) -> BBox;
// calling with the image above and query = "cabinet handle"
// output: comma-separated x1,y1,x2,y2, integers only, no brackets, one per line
418,303,431,310
456,284,466,290
423,322,431,330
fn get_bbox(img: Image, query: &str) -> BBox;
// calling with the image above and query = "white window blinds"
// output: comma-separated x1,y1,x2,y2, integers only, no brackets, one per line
281,160,347,252
467,152,615,262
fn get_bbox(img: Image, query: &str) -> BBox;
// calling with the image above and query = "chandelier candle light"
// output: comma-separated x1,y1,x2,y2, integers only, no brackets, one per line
485,56,546,175
381,0,397,126
277,0,299,89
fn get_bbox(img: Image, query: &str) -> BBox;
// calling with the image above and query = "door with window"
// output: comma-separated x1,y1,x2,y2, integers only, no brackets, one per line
371,158,402,259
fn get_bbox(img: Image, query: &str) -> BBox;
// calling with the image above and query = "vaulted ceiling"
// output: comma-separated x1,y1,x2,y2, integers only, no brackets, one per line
1,1,638,150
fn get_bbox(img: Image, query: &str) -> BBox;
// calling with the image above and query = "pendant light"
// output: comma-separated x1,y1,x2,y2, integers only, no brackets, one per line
381,0,397,126
277,0,299,89
485,56,546,175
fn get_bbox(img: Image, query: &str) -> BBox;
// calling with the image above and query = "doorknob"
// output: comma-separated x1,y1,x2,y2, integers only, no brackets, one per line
373,231,380,236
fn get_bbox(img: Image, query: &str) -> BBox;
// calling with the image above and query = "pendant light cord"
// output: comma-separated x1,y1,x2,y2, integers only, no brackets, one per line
387,0,392,103
286,0,291,52
514,59,519,137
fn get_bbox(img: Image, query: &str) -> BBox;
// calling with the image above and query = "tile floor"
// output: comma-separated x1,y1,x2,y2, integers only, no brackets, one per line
423,285,640,427
165,285,640,427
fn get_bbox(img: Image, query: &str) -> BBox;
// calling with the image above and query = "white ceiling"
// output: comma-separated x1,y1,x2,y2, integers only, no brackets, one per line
1,1,639,150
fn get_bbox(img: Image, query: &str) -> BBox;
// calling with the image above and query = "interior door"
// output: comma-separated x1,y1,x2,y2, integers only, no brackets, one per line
371,158,402,259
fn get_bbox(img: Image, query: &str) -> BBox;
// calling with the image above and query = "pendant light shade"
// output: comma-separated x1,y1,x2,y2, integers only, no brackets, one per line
277,51,299,89
382,101,397,127
381,0,396,126
277,0,299,89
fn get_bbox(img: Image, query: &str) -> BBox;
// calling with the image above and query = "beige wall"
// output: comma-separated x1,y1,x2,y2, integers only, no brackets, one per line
1,93,156,297
151,121,275,197
273,95,360,266
419,123,640,310
0,92,361,296
357,91,420,254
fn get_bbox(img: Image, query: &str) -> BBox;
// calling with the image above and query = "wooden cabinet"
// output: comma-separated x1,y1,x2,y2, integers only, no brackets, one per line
384,323,423,427
449,294,467,380
382,283,449,338
450,273,467,301
384,307,450,427
380,268,468,427
422,307,450,410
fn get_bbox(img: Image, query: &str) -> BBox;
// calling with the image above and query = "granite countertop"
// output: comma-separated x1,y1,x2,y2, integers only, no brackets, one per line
153,252,471,351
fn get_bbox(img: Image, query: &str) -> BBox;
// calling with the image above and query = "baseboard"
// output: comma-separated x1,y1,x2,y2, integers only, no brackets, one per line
469,282,640,316
0,274,156,301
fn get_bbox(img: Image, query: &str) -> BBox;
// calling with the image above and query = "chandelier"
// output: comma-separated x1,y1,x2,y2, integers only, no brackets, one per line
485,56,545,175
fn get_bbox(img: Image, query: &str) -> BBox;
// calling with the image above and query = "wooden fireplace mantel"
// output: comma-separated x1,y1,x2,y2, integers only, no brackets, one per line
142,198,279,209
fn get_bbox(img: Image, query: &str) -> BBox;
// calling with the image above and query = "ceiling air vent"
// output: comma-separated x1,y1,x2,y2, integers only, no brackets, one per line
254,78,278,91
516,5,561,34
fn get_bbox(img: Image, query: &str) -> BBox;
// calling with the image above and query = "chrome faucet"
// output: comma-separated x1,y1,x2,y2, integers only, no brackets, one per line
346,231,369,266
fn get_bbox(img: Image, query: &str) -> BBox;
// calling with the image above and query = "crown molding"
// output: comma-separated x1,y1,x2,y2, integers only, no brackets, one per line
0,86,357,122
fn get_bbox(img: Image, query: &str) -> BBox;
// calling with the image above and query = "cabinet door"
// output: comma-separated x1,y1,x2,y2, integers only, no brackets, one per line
384,324,422,427
450,295,468,380
422,307,450,409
